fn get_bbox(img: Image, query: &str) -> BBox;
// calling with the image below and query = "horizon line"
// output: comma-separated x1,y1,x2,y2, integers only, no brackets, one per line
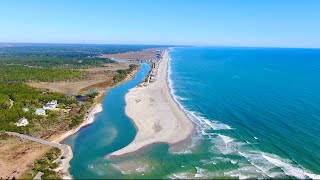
0,42,319,50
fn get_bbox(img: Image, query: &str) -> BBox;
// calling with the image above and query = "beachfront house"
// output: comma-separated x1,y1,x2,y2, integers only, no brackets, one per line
35,108,46,116
22,108,29,112
15,117,29,127
150,75,156,82
43,100,58,110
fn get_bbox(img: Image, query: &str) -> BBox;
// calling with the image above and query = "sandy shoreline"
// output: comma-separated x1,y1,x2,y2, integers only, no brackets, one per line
109,50,195,157
51,103,103,179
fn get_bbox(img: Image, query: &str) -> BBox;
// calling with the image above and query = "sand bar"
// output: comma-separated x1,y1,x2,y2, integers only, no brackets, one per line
109,50,195,157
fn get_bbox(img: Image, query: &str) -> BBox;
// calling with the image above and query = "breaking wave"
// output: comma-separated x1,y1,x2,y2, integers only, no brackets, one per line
167,51,320,179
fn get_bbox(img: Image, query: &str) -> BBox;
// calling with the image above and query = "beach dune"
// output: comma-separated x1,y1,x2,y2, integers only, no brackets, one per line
109,50,194,157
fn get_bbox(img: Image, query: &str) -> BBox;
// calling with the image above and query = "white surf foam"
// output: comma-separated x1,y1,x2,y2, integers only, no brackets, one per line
218,134,234,144
167,50,320,179
208,133,320,179
168,53,231,132
177,96,189,101
168,171,193,179
262,153,320,179
194,167,207,178
135,165,149,173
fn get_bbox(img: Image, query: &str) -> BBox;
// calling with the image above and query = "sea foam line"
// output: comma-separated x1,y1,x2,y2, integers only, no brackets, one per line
167,50,320,179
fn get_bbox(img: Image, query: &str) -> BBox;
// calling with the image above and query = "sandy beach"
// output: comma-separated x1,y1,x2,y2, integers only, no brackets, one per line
109,50,195,157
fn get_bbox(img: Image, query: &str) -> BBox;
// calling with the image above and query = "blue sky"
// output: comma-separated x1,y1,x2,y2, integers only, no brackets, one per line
0,0,319,48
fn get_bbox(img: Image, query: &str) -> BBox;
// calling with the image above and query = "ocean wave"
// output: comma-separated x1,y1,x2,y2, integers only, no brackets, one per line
168,168,220,179
135,165,149,173
167,54,233,155
210,132,320,179
194,167,208,178
168,171,193,179
168,56,231,133
210,134,320,179
218,134,234,144
167,50,320,179
177,96,189,101
262,153,320,179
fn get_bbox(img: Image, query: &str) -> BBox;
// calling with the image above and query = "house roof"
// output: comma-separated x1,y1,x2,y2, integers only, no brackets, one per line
35,108,45,113
18,117,27,123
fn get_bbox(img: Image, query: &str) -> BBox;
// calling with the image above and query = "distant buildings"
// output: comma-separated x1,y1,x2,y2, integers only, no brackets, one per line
35,108,46,116
21,100,57,116
16,117,29,127
43,100,58,110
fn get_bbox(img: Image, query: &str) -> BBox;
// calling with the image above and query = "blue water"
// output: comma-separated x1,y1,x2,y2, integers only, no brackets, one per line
168,47,320,178
64,63,150,178
65,47,320,179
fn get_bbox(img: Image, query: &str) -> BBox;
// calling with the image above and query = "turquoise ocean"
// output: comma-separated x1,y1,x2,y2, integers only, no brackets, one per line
64,47,320,179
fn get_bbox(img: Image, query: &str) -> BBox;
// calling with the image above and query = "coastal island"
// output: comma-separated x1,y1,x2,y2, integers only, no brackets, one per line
109,50,195,157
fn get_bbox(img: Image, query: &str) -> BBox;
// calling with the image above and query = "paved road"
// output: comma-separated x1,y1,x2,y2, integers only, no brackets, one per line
6,132,69,160
33,172,44,180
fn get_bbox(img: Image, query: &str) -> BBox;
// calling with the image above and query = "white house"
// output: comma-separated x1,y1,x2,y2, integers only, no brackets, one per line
16,117,29,127
22,108,29,112
35,108,46,115
43,100,58,110
150,76,156,82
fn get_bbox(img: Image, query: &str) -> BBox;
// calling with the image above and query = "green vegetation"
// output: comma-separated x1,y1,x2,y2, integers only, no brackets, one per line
0,65,87,82
112,64,138,85
0,45,148,83
0,44,165,83
0,44,164,57
0,46,142,136
88,92,99,99
0,56,114,68
0,82,92,137
68,100,92,129
0,93,10,109
21,147,61,179
0,45,158,179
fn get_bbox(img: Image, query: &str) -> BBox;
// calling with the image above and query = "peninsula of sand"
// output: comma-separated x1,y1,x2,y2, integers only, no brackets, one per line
110,50,195,157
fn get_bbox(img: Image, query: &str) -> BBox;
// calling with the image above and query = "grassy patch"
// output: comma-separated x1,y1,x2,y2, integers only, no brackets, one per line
111,64,138,86
21,147,61,179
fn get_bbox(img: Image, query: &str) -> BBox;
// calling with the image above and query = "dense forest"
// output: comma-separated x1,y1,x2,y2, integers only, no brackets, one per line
0,56,115,68
0,44,166,57
0,65,87,82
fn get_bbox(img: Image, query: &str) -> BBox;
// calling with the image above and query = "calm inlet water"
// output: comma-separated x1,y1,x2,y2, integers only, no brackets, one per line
64,63,150,178
65,47,320,179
